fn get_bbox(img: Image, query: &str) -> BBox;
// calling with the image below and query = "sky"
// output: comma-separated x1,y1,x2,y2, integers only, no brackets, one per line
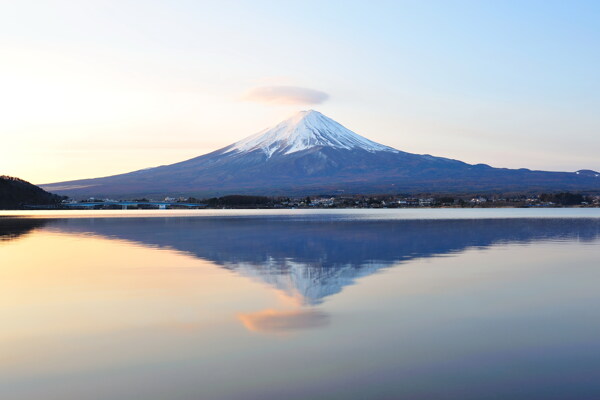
1,0,599,184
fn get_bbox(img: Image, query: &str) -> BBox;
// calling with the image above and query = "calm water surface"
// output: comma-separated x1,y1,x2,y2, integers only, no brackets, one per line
1,209,600,400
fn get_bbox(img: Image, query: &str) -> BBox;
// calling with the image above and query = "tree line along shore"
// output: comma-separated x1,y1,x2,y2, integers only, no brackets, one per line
1,175,599,210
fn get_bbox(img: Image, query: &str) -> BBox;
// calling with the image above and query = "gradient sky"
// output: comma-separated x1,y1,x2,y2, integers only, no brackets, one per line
1,0,599,184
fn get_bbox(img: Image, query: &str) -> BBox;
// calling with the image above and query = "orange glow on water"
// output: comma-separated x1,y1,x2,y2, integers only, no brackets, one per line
238,308,330,335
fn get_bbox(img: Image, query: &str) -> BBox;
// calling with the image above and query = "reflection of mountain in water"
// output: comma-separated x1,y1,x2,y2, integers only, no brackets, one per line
0,218,48,242
46,217,600,304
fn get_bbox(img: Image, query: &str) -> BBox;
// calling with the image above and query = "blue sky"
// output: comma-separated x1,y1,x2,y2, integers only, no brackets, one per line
1,0,599,183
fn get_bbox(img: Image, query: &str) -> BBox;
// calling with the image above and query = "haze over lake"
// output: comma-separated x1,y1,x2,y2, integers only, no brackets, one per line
2,209,600,399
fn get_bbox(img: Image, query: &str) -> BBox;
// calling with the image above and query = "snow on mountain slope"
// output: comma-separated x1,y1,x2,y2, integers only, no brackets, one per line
224,110,398,157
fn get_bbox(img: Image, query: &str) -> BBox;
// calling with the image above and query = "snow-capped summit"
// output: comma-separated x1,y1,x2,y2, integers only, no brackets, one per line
224,110,397,157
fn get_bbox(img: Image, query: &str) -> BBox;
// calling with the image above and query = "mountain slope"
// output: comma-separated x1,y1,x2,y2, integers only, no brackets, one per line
41,110,600,198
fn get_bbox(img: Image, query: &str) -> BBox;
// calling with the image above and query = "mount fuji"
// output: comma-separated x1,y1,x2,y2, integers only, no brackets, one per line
42,110,599,198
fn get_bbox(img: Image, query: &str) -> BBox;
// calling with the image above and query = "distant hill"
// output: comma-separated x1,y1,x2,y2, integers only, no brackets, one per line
42,110,600,199
0,176,64,209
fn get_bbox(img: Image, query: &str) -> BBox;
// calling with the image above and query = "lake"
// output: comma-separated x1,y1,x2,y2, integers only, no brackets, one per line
1,209,600,400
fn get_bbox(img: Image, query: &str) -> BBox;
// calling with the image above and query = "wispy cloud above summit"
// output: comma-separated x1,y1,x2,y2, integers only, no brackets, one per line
243,86,329,105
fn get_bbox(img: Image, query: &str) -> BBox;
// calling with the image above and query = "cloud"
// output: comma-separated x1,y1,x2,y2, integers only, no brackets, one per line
242,85,329,105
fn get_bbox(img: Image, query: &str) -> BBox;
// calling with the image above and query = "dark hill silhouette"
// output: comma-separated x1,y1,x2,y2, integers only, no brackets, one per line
0,176,63,209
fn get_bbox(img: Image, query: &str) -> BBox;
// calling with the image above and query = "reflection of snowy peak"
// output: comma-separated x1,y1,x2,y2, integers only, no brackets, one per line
42,217,600,305
226,259,390,305
224,110,397,158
